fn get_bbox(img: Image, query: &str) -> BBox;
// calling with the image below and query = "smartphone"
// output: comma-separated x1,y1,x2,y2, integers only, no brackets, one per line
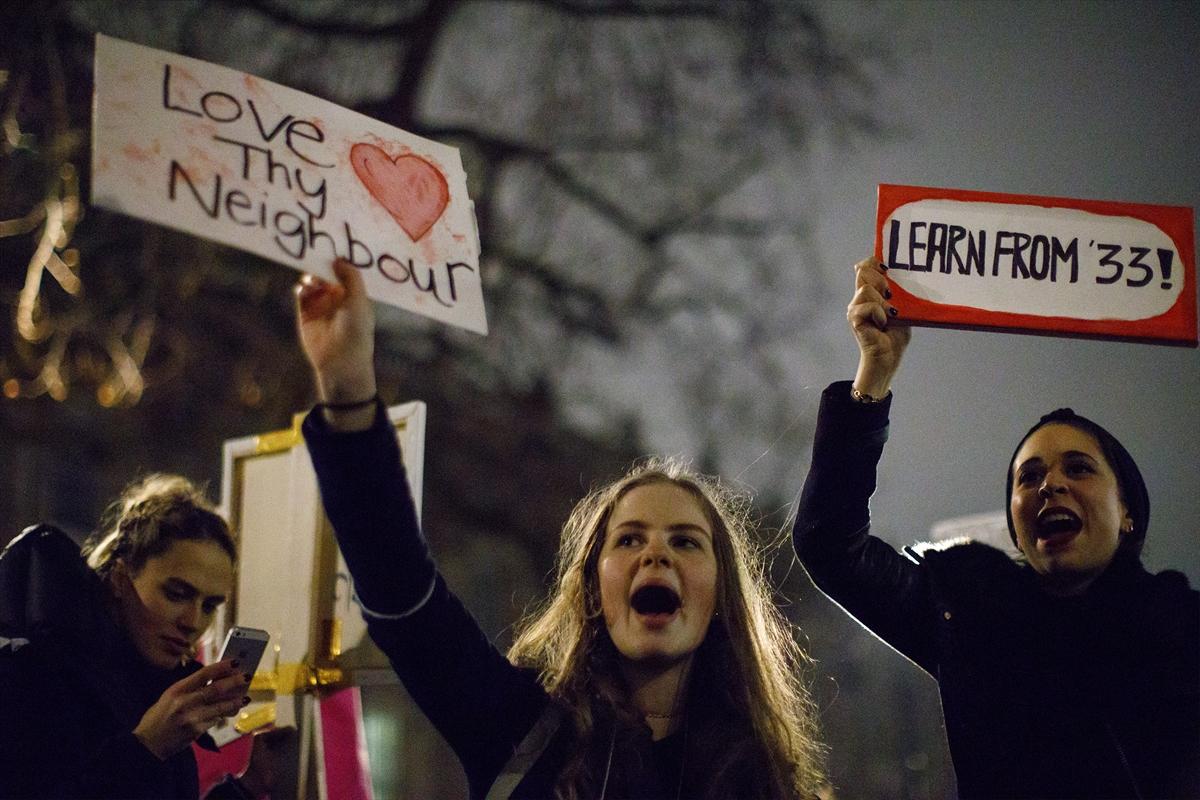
217,625,270,680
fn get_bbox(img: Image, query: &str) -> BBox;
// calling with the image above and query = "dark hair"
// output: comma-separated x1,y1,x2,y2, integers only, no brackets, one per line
1005,408,1149,558
82,474,237,580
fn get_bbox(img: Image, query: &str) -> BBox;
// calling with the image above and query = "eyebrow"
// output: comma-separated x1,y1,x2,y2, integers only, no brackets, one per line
164,576,227,605
611,520,713,539
1016,450,1099,472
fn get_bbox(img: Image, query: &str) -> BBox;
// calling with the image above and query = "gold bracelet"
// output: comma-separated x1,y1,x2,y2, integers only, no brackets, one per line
850,387,886,404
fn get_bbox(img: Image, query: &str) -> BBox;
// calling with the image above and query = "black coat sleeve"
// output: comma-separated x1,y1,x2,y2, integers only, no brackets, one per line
793,381,940,673
302,405,548,797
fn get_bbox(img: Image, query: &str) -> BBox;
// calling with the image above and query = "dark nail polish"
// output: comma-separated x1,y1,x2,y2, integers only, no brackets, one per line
242,696,251,706
231,659,240,669
244,672,252,683
884,288,892,300
879,263,888,271
888,306,899,317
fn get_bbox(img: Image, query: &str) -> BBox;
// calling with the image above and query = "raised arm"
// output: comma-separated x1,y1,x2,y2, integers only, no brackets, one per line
294,262,547,795
794,257,939,672
295,259,433,615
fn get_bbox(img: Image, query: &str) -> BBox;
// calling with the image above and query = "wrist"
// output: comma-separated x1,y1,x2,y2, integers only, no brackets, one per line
133,729,170,762
853,354,898,399
315,384,378,433
316,373,377,406
851,373,892,401
850,385,888,404
315,394,378,411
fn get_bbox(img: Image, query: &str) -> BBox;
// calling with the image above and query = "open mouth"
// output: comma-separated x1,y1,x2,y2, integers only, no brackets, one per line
630,584,681,616
1036,509,1082,540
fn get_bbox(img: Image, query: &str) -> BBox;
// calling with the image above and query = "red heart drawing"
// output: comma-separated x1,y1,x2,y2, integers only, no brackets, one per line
350,143,449,242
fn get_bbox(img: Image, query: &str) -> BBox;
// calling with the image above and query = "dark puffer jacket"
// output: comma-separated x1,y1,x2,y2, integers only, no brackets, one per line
794,382,1200,799
0,525,216,800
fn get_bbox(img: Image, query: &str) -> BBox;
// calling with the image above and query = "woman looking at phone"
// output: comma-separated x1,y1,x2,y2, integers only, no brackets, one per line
0,475,249,799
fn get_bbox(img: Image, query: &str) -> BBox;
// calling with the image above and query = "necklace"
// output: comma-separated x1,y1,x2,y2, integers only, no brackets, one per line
599,713,689,800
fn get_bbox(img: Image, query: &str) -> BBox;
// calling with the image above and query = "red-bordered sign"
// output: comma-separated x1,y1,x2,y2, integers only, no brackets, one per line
874,184,1197,346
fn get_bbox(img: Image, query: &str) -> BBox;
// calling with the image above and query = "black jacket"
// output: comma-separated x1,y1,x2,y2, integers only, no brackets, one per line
302,403,761,799
794,381,1200,799
0,525,215,800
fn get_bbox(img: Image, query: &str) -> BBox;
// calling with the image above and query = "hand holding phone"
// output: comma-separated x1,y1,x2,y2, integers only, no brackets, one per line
136,659,252,758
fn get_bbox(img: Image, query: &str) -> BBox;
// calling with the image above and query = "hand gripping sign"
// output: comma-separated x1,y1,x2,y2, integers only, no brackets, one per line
92,34,487,334
875,184,1196,346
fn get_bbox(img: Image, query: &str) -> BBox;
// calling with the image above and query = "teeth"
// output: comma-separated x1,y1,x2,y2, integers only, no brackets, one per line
1042,512,1073,523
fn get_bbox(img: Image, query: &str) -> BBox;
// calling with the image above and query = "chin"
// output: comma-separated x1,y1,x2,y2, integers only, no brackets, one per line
142,647,183,670
627,644,693,667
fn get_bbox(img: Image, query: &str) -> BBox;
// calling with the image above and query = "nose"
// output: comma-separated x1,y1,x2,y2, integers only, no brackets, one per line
641,538,672,568
1038,473,1067,499
176,602,202,634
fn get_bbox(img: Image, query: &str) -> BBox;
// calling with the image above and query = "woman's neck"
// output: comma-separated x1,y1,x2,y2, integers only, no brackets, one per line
620,656,692,740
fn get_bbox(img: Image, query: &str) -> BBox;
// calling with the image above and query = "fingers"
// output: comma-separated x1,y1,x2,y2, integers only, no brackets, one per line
216,694,251,719
848,293,889,332
193,672,250,729
330,257,365,294
853,256,889,294
296,273,347,323
139,660,253,758
295,259,367,324
848,255,896,333
207,668,251,698
176,659,238,693
176,662,246,714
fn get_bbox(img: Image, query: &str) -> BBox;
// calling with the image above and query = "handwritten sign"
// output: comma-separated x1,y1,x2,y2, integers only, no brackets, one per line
92,34,487,334
874,184,1196,346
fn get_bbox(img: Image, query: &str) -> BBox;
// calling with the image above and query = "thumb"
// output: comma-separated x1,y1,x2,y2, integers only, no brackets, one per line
331,258,365,295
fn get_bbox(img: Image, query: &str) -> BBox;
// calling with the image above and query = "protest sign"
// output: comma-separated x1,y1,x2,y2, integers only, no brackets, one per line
874,184,1196,346
92,34,486,334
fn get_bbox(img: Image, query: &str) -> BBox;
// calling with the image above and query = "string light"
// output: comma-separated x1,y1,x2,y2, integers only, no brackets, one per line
0,53,148,406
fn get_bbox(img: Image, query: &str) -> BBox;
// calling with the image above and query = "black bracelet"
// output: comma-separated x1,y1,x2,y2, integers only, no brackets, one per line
316,394,379,412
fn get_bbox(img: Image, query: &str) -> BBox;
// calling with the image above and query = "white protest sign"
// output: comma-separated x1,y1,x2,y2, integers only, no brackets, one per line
875,184,1196,346
92,34,487,334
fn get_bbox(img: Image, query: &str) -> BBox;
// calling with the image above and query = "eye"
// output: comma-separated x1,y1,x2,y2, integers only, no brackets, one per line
163,586,188,602
615,532,641,547
671,535,700,549
202,600,222,615
1016,468,1043,486
1064,461,1095,476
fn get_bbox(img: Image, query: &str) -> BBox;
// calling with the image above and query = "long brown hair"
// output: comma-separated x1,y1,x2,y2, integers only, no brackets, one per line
508,458,825,799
